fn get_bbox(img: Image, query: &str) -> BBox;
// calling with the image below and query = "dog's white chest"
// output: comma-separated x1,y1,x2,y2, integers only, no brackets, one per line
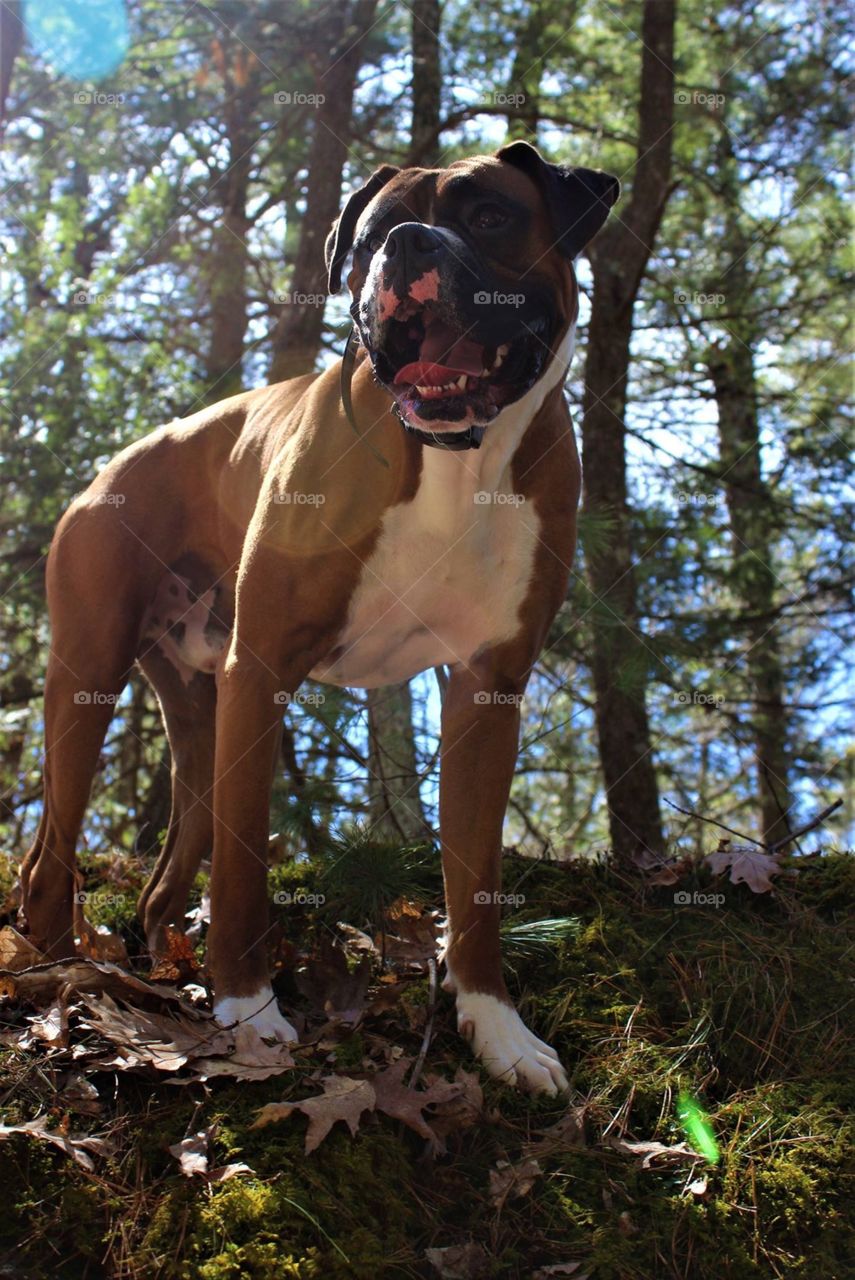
311,454,538,687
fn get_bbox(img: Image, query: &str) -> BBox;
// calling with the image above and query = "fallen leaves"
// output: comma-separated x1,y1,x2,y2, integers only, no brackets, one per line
0,1116,113,1171
706,842,782,893
252,1058,467,1153
168,1124,253,1182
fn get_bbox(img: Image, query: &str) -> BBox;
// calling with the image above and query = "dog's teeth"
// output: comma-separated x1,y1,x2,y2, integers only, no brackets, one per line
456,374,467,390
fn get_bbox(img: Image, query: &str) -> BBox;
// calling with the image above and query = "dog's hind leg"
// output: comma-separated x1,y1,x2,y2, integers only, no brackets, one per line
136,648,217,959
20,504,143,959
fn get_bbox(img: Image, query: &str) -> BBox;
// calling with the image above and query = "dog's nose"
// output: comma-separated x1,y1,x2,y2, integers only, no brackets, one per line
382,222,443,287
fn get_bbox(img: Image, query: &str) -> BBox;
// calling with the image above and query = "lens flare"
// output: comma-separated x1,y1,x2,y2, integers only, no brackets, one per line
677,1091,720,1164
24,0,129,81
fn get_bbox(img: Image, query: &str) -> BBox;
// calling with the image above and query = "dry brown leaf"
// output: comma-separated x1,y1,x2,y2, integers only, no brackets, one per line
0,1116,111,1171
150,927,202,983
191,1024,296,1082
421,1067,484,1145
371,1058,463,1142
706,845,781,893
525,1106,587,1158
605,1134,698,1168
76,918,129,967
0,925,44,971
489,1157,542,1208
380,905,441,971
78,992,230,1072
425,1242,488,1279
168,1124,253,1181
253,1075,375,1153
533,1264,589,1279
295,940,370,1025
27,999,69,1048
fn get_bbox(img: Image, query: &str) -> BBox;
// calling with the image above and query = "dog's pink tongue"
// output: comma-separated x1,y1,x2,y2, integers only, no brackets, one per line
418,317,484,375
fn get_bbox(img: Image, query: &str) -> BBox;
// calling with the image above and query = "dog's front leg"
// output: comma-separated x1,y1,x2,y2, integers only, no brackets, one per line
440,659,568,1095
207,641,299,1041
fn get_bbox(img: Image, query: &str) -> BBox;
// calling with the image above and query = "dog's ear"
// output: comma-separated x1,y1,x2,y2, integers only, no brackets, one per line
325,165,401,294
495,141,620,259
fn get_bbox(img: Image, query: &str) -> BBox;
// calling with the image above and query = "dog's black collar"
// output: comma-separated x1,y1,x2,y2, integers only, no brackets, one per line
341,328,486,455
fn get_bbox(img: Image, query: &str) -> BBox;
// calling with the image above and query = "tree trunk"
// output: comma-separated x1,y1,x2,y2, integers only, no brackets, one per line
580,0,676,861
361,0,442,844
269,0,379,383
366,682,430,841
705,92,793,843
504,0,575,141
408,0,441,165
203,44,258,401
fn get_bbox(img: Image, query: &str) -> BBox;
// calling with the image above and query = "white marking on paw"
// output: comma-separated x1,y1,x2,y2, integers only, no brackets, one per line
456,991,568,1095
213,986,297,1043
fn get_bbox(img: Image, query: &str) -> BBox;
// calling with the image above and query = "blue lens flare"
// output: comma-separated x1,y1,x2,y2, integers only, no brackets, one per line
23,0,129,81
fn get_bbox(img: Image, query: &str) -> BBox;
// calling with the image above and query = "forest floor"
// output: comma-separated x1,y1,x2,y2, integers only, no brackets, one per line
0,841,852,1279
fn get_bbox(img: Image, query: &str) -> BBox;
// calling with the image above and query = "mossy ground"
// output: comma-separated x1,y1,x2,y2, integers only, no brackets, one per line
1,852,853,1278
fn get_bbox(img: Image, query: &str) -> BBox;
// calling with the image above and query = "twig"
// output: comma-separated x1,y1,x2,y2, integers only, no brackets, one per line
408,957,438,1090
666,796,843,857
767,799,843,853
665,799,766,848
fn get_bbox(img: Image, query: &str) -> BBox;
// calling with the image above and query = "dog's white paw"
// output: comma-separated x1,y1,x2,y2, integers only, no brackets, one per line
456,991,568,1095
213,987,297,1042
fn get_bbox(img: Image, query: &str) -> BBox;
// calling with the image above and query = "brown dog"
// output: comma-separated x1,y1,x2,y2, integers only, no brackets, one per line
21,142,618,1093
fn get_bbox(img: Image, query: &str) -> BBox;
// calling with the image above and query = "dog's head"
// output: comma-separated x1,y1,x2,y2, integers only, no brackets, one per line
326,142,619,437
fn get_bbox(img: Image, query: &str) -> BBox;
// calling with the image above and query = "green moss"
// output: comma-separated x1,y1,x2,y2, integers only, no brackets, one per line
2,852,853,1277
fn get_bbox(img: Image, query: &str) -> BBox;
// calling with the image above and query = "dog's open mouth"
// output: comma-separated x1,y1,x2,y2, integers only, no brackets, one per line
371,301,550,425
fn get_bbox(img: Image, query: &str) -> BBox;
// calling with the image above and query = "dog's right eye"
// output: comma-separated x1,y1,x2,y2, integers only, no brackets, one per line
365,232,385,253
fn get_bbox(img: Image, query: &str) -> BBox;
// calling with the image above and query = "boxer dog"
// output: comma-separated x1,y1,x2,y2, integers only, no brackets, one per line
20,142,618,1093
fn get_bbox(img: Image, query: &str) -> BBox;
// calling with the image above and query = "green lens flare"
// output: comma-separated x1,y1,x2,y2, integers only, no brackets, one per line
677,1091,720,1164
